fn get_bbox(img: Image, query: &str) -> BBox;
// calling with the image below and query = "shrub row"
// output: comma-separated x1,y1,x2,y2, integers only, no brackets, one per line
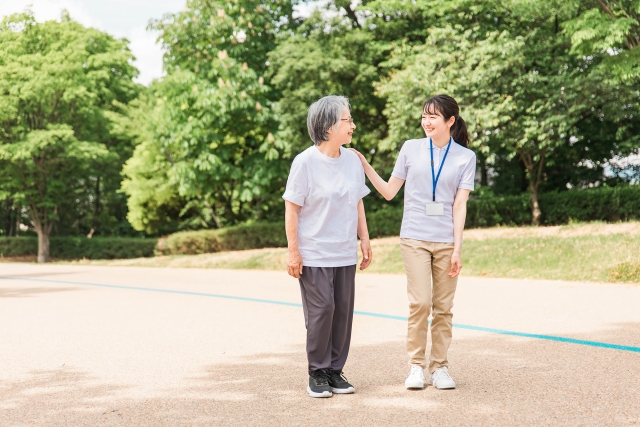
0,237,157,259
2,186,637,259
157,221,287,255
367,197,532,236
368,185,640,237
540,186,640,224
156,185,640,255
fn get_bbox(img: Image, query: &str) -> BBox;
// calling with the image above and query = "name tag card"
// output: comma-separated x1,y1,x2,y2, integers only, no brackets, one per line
425,203,444,216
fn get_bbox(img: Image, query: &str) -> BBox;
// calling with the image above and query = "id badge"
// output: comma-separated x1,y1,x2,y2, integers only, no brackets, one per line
425,203,444,216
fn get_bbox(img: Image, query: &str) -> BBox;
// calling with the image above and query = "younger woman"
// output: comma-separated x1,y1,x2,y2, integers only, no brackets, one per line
350,94,476,390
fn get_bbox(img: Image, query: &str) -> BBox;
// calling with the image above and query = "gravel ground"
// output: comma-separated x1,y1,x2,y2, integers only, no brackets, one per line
1,264,639,426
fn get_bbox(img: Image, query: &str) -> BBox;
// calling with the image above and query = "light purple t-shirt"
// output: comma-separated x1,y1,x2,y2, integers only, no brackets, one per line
283,146,370,267
392,138,476,243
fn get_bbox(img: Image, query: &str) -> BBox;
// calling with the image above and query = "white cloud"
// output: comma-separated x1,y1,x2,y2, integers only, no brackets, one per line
0,0,101,28
293,1,328,19
1,0,184,86
128,26,165,85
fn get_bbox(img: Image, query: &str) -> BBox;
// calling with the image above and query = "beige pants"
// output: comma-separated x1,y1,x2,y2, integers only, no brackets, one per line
400,238,458,373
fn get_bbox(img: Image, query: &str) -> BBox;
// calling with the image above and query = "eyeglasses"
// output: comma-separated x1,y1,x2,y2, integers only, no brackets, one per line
340,117,354,124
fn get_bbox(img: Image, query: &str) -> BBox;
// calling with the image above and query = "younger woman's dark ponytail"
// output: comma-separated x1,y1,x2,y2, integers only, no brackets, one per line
451,115,469,148
422,94,470,148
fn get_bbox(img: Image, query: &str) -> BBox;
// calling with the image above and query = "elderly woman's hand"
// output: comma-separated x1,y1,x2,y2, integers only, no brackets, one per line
348,148,369,168
287,249,304,278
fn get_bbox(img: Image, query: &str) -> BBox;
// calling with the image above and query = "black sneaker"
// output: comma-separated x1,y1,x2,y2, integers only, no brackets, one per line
328,370,355,394
307,370,332,398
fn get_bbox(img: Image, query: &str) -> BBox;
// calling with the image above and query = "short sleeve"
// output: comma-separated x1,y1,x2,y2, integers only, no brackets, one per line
458,154,476,191
282,157,309,207
391,142,409,180
357,172,371,200
357,184,371,200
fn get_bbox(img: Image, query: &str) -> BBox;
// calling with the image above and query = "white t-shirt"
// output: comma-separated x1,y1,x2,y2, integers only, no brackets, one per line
283,146,370,267
392,138,476,243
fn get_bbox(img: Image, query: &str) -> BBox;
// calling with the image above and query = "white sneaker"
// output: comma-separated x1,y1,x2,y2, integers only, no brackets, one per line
404,365,425,389
429,367,456,389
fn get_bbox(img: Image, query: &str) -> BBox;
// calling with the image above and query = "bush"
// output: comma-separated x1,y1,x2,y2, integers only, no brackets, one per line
366,185,640,238
608,262,640,283
0,237,157,259
157,185,640,252
0,237,37,257
466,193,532,228
3,186,637,259
541,186,640,224
366,194,534,237
52,237,157,259
367,207,403,239
157,221,287,255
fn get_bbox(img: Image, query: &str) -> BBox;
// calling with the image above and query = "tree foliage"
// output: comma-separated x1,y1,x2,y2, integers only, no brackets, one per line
4,0,638,243
268,10,393,212
121,0,299,233
0,11,140,260
121,0,639,229
376,0,640,224
565,0,640,82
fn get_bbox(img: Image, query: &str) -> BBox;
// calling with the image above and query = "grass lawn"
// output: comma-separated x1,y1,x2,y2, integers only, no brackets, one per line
58,221,640,284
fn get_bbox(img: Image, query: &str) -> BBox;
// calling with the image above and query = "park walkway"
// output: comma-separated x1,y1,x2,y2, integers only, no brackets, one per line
1,264,639,426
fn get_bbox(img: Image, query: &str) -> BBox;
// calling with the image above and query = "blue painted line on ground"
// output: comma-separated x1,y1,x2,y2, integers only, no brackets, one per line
2,275,639,353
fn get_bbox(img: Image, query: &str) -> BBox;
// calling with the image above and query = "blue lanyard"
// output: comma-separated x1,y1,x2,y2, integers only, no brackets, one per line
430,137,452,202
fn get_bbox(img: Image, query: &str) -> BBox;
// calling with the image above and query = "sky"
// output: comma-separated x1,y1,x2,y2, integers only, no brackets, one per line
0,1,324,85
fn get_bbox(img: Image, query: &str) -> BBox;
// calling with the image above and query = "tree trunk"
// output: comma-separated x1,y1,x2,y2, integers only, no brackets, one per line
37,227,51,263
31,207,53,262
87,176,101,238
519,148,546,226
6,202,15,236
530,183,542,226
518,158,529,192
478,154,489,186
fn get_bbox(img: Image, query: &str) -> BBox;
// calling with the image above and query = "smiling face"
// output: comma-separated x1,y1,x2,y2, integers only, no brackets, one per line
327,107,356,145
421,108,455,140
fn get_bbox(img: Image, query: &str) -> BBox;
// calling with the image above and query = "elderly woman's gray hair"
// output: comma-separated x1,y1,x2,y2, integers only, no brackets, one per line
306,95,350,145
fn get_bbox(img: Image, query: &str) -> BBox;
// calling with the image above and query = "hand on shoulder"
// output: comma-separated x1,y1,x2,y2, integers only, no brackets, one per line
347,148,368,167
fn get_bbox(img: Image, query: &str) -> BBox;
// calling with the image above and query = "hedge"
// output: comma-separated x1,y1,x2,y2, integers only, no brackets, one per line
0,237,37,257
156,185,640,255
0,237,157,259
368,185,640,237
540,186,640,224
157,221,287,255
2,186,637,259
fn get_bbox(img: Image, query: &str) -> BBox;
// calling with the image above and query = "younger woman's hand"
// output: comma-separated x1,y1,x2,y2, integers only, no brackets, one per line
348,148,369,168
449,251,462,277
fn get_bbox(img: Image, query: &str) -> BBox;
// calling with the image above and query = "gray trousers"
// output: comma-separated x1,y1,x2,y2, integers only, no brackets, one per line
298,265,356,374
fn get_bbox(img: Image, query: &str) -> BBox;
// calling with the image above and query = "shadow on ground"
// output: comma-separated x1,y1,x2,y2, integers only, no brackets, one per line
0,271,81,279
2,324,639,426
0,287,80,298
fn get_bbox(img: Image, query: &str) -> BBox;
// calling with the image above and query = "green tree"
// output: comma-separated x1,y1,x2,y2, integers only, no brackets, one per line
268,11,389,164
267,0,443,210
123,0,298,232
565,0,640,82
377,1,640,224
120,92,193,234
0,11,139,261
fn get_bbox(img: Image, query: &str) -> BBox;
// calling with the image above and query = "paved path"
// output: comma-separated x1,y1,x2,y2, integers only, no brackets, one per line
1,264,639,426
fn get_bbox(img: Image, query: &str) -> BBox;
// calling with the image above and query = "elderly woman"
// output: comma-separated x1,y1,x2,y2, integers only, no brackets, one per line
283,95,372,398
